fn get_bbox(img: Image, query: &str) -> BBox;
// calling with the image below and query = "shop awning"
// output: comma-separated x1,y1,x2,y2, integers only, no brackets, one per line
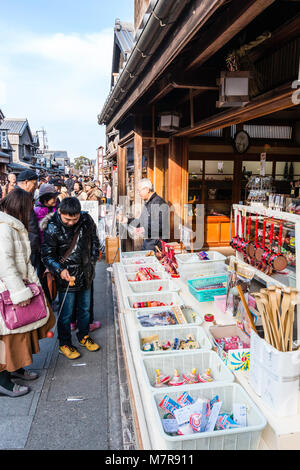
8,162,32,172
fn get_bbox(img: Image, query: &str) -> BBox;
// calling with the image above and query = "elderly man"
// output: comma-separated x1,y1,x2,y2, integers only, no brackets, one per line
120,178,170,251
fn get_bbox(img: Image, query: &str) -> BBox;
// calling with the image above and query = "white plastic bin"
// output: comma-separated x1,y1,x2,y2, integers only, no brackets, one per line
126,292,184,312
142,350,234,391
138,325,212,355
179,265,228,282
249,330,300,417
121,255,160,266
176,252,226,279
122,264,166,275
127,278,180,294
135,307,203,329
121,250,156,260
151,383,267,450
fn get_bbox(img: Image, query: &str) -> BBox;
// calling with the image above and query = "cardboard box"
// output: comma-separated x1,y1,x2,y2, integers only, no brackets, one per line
105,236,120,264
209,325,250,372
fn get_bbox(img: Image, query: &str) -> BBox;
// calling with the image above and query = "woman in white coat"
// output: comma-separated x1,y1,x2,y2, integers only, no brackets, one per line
0,188,55,397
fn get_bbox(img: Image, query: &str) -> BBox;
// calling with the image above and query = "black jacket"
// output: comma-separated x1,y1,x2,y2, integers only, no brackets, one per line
29,208,41,255
41,211,100,292
129,192,170,250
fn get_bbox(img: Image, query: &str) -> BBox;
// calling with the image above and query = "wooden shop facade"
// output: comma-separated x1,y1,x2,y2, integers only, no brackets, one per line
98,0,300,248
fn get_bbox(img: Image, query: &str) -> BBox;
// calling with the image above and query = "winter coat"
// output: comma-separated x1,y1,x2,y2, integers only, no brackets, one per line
86,187,102,202
71,190,87,201
0,211,50,335
29,208,41,257
34,201,59,243
41,211,100,292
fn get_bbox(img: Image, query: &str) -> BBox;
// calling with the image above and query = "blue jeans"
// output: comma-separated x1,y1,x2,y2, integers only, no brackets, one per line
58,289,91,346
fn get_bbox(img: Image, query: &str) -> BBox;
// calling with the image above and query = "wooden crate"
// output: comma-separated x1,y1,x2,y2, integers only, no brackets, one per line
105,237,120,264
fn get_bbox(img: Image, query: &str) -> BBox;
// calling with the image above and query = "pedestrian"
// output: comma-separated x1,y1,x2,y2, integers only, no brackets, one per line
0,188,55,397
49,177,68,202
41,197,101,359
71,181,87,201
16,170,42,279
85,181,102,203
64,175,75,195
34,178,47,202
1,173,17,198
105,179,112,205
34,183,60,243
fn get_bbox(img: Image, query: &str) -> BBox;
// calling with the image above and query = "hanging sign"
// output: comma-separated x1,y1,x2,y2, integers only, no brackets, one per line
260,153,266,177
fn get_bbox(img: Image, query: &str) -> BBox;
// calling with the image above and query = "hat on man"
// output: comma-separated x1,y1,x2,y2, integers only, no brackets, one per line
39,184,59,199
17,170,38,182
49,177,63,187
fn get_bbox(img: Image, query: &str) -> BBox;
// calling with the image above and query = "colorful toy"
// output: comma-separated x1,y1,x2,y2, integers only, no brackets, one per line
183,368,199,384
198,368,214,383
154,369,170,388
169,369,185,386
190,413,202,432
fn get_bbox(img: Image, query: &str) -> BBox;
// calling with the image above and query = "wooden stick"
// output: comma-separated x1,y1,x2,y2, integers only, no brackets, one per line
267,286,285,351
237,285,257,334
254,295,271,344
260,290,281,350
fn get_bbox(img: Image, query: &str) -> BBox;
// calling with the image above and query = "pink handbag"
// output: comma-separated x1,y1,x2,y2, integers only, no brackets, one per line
0,282,47,330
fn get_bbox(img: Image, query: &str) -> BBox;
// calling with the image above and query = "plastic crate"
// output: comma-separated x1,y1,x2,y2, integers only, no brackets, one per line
121,255,160,266
135,307,203,329
176,251,226,265
138,325,212,355
151,383,267,450
142,350,234,391
126,291,184,312
121,250,156,259
179,265,228,282
122,264,166,275
127,278,180,294
187,274,228,302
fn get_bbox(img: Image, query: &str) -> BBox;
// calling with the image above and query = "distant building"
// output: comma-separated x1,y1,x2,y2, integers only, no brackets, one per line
42,150,70,174
0,118,39,174
0,110,13,181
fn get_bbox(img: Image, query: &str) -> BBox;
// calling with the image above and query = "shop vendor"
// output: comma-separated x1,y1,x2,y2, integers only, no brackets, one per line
119,178,170,251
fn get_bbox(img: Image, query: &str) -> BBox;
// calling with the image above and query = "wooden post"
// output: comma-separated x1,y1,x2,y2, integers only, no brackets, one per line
117,145,126,202
168,137,189,240
154,145,166,199
134,118,143,250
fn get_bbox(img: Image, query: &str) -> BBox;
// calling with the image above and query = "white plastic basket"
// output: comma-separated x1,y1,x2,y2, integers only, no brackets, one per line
135,306,203,329
176,252,226,279
126,291,184,312
127,278,180,294
151,383,267,450
179,265,228,282
142,350,234,391
121,255,160,266
122,264,166,275
138,325,212,355
121,250,156,259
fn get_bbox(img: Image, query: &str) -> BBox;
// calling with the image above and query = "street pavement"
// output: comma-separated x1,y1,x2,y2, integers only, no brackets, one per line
0,260,136,450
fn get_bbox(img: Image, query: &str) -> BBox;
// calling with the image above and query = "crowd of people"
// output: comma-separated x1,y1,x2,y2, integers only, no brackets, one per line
0,170,111,397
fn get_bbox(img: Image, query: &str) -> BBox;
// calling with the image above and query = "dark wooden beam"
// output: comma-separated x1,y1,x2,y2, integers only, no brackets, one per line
249,12,300,63
189,152,300,162
185,0,276,71
176,82,297,138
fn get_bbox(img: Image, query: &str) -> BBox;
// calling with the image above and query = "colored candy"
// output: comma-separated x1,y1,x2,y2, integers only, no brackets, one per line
190,413,202,432
159,395,181,417
177,392,194,407
198,368,214,383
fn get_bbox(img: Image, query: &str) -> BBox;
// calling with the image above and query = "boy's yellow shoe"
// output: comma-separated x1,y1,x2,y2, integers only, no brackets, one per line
79,335,101,352
59,345,81,360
